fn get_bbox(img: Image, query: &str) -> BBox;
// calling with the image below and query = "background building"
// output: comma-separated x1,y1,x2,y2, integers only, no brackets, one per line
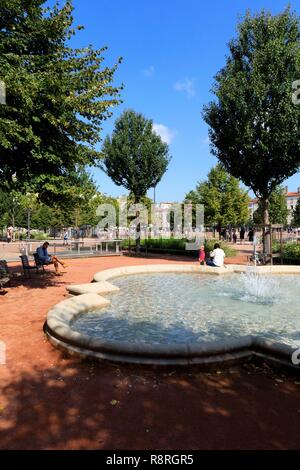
249,187,300,224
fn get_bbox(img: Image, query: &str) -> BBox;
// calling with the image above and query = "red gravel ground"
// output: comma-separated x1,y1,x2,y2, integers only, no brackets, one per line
0,253,300,450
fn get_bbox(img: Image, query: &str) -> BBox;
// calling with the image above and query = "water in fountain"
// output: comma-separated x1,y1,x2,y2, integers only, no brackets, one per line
72,272,300,346
239,267,279,303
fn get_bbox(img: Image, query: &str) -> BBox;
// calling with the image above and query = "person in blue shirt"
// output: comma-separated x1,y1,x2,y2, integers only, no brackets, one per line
36,242,68,276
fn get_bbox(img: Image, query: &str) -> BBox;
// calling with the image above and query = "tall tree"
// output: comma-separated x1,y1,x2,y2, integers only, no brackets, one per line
185,164,250,233
0,0,121,198
203,8,300,253
292,198,300,227
102,110,171,250
253,186,289,225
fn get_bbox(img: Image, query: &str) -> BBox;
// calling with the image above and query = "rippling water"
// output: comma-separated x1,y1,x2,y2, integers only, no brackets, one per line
71,273,300,346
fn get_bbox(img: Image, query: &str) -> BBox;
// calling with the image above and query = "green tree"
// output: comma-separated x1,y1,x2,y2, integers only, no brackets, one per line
0,0,121,198
203,8,300,253
186,164,250,233
18,192,38,239
292,198,300,227
102,110,171,250
253,186,289,225
0,189,9,234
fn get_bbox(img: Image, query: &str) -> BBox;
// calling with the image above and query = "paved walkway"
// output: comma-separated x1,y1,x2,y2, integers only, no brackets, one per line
0,254,299,450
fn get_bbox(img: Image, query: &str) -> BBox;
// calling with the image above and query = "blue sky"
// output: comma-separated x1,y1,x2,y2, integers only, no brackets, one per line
66,0,300,202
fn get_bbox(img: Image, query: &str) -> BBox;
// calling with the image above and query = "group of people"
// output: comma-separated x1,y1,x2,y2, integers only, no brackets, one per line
220,227,254,243
198,243,226,268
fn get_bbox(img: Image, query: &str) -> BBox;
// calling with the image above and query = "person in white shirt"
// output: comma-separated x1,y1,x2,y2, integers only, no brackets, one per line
206,243,226,267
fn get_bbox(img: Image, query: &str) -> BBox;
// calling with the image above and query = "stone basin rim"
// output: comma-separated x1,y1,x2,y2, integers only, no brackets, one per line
45,263,300,368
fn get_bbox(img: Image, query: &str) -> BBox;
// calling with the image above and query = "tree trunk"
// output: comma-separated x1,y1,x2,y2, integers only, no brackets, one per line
262,197,271,255
12,210,15,241
218,222,221,240
27,209,31,242
135,196,141,254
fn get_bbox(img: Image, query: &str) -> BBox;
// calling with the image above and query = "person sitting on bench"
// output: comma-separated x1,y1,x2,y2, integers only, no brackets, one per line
36,242,69,276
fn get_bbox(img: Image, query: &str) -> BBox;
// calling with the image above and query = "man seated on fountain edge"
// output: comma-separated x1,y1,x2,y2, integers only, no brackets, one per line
206,243,226,268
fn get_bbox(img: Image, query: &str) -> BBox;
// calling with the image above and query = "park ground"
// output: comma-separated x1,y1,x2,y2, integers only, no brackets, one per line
0,250,300,450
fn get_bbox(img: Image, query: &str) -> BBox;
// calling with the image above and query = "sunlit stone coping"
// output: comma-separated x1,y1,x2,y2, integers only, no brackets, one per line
93,263,228,281
66,281,120,296
92,263,300,283
45,263,300,368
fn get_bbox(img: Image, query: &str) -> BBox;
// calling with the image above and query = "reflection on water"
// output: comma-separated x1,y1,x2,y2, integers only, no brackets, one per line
72,273,300,346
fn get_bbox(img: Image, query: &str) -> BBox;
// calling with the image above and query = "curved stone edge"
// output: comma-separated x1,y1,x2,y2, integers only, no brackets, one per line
66,264,300,297
46,333,254,366
66,281,120,296
93,263,300,283
47,293,111,345
93,264,231,282
46,264,300,368
46,331,300,370
45,293,300,369
46,303,254,358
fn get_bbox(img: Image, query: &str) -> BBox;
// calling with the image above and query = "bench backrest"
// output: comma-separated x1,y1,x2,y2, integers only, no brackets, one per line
0,260,9,278
19,255,30,267
33,253,42,266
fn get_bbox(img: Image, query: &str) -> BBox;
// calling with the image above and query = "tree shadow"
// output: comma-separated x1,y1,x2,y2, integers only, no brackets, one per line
4,267,70,291
1,354,300,450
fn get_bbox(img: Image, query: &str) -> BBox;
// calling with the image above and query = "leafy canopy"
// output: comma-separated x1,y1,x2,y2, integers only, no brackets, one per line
102,110,171,201
203,7,300,201
292,198,300,227
185,164,250,227
0,0,122,197
253,186,289,225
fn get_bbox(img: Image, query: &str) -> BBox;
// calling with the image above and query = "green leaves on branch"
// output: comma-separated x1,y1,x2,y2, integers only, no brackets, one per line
253,186,289,225
292,198,300,227
101,110,171,202
203,7,300,207
0,0,122,195
185,164,250,227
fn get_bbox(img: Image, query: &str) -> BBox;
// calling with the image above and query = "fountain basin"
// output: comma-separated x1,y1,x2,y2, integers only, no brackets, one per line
45,264,300,369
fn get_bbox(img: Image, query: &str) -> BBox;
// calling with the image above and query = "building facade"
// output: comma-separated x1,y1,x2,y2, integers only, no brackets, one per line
249,187,300,225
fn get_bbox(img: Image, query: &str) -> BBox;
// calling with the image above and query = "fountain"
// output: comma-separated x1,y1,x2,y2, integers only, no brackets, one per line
240,267,279,303
45,264,300,368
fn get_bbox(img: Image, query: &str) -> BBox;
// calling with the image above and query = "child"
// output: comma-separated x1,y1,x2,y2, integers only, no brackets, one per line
199,245,206,266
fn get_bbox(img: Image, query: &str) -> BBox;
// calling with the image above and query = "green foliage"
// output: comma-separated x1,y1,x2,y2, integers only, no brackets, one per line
102,110,171,202
282,242,300,260
292,198,300,227
273,241,300,260
253,186,289,225
19,231,48,241
121,238,186,251
185,164,250,227
0,0,122,197
203,8,300,221
122,237,236,257
0,189,28,228
145,238,186,250
0,170,117,231
204,239,236,257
